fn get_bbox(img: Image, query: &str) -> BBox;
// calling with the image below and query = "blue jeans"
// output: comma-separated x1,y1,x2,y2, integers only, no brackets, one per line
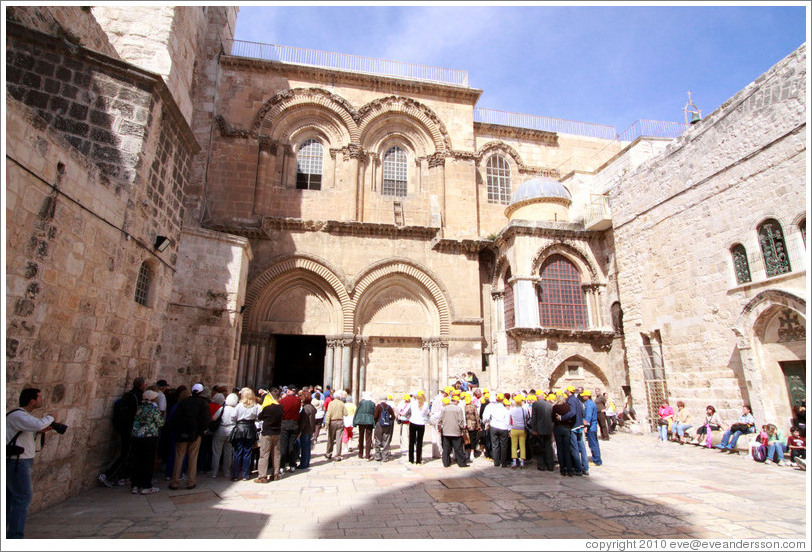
570,430,587,473
231,438,254,479
658,424,669,441
671,423,692,438
6,458,33,539
586,430,602,465
553,425,573,474
767,442,788,462
299,433,312,468
720,427,753,449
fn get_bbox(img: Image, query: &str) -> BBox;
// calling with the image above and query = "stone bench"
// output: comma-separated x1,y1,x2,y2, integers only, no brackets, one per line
688,429,755,454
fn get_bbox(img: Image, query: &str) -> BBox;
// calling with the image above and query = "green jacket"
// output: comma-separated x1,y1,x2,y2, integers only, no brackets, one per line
353,399,376,426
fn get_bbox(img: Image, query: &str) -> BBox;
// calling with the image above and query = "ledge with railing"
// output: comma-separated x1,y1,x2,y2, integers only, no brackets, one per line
583,194,612,231
224,39,469,86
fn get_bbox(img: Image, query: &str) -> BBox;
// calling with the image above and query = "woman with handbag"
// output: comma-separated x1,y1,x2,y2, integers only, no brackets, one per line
230,388,260,481
463,394,481,463
211,393,237,478
656,399,675,442
130,390,164,495
693,405,724,446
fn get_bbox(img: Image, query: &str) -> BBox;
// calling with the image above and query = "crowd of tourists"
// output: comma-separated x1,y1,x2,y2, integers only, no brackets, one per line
93,378,627,494
654,397,806,469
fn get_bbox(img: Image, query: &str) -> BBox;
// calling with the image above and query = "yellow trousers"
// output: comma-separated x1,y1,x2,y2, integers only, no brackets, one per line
510,429,526,459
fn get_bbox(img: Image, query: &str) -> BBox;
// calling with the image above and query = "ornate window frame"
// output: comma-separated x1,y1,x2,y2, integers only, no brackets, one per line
730,243,752,285
381,145,408,197
295,138,324,190
757,218,791,278
134,261,153,307
485,154,511,205
538,254,589,330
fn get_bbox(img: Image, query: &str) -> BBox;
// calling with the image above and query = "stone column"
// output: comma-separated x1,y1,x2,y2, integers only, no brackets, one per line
347,146,363,221
511,276,541,327
246,336,259,390
736,336,769,425
428,155,446,225
255,335,269,389
358,337,368,395
439,340,449,390
236,341,248,388
254,137,276,214
324,338,338,388
422,339,432,396
341,336,353,394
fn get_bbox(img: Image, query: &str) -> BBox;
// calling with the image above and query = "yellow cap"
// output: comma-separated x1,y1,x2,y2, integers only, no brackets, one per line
442,397,450,405
514,394,524,402
417,390,425,397
566,385,575,392
580,389,592,397
464,396,472,404
547,394,557,401
403,394,411,400
503,399,510,406
556,390,565,396
496,393,505,400
482,388,490,394
444,386,452,394
528,394,537,402
387,394,393,400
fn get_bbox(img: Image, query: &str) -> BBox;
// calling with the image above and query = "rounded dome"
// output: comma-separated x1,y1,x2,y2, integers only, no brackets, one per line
510,177,571,205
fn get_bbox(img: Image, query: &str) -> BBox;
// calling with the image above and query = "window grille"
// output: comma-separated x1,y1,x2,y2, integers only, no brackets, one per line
134,262,151,306
382,146,407,197
800,218,806,247
730,243,751,284
758,219,791,277
296,139,323,190
486,155,511,204
538,255,588,329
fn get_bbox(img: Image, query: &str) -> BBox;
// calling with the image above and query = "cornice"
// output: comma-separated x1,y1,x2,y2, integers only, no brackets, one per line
507,327,615,349
220,55,483,104
430,236,490,255
497,220,597,242
475,122,559,146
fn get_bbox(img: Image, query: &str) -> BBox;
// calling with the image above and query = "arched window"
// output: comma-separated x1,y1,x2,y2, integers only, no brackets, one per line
134,262,152,306
730,243,751,285
503,268,514,330
382,146,407,197
758,219,791,277
538,255,588,329
486,154,511,204
296,139,323,190
800,217,806,247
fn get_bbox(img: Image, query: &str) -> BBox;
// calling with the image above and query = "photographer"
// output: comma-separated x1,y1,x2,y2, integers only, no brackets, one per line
6,388,57,539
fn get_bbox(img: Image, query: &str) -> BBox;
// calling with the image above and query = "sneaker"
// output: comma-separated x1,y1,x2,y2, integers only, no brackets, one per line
98,474,113,488
131,487,140,495
140,487,160,495
116,479,128,486
795,458,806,470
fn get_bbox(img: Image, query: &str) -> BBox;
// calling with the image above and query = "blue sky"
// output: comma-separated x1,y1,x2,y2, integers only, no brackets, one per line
234,4,808,133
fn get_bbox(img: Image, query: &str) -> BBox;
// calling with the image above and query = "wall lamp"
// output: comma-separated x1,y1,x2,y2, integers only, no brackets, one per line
154,235,171,252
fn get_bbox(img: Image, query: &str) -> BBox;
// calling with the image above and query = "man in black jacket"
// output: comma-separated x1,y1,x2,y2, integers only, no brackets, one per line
169,383,210,490
530,393,555,471
98,377,146,487
255,388,283,483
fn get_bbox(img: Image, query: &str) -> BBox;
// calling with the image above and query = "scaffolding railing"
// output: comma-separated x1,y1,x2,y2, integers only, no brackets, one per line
224,39,469,86
474,108,617,140
584,194,611,227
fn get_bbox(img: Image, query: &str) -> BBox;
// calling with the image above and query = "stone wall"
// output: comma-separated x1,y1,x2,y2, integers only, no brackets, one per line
159,226,252,387
6,6,120,59
610,44,806,429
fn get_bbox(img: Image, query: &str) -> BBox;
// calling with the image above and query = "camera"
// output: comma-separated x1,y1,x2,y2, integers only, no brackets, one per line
50,421,68,434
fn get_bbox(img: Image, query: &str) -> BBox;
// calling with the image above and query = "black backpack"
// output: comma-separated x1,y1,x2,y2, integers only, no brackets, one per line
380,404,392,426
6,409,24,459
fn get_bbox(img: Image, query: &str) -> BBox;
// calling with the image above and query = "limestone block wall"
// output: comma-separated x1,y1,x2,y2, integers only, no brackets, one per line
364,337,425,394
609,44,807,428
92,6,212,125
5,98,176,511
159,227,252,387
6,6,120,59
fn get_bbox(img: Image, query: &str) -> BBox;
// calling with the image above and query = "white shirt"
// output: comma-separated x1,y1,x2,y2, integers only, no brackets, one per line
156,391,167,413
406,401,430,425
6,408,54,460
483,403,510,431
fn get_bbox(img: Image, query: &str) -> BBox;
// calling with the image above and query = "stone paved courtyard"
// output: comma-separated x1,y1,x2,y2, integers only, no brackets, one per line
21,432,809,541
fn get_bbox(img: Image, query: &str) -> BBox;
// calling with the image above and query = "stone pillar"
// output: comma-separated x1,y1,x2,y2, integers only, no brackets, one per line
439,340,449,390
736,336,769,425
324,338,338,388
236,341,248,387
255,335,269,389
246,336,259,390
348,146,363,221
422,339,432,396
512,276,540,327
254,137,276,213
429,155,446,225
358,337,368,395
341,336,353,394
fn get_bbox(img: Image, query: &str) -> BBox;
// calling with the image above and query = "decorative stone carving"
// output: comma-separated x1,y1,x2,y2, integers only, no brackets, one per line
426,152,446,168
777,309,805,342
215,115,252,139
258,136,278,154
356,95,453,152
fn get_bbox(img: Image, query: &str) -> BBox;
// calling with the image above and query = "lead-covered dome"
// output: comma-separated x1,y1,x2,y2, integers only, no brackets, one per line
505,177,572,222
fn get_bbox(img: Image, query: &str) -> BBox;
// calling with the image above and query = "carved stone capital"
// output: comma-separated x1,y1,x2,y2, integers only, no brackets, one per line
491,291,505,301
258,136,278,154
427,153,446,168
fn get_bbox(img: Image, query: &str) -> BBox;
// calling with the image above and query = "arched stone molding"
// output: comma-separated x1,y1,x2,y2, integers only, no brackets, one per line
548,354,610,390
262,103,352,147
531,242,601,283
731,289,806,426
354,277,440,337
350,259,453,336
367,124,433,160
790,211,806,228
490,255,513,291
253,88,359,143
243,254,352,333
476,141,524,167
357,96,452,153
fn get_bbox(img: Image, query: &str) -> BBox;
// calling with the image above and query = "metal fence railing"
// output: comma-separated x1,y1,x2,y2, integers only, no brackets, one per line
617,120,689,143
474,108,617,140
584,194,611,227
224,39,469,86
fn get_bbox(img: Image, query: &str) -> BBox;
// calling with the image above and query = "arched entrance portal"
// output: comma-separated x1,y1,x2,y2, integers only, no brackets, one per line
549,355,610,392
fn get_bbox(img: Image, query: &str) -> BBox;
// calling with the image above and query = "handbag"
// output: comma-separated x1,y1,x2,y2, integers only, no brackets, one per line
462,431,471,445
207,407,223,434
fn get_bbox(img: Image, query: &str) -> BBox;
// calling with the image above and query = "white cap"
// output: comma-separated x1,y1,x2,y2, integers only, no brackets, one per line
191,383,204,394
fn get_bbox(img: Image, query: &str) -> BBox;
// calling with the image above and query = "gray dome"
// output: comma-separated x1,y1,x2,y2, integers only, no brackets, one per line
510,177,571,205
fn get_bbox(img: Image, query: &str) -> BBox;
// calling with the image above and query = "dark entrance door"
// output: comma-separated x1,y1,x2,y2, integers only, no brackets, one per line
780,360,806,409
271,335,326,389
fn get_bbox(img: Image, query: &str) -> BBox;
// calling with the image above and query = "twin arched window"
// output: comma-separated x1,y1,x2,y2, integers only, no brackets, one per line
296,139,323,190
731,218,795,284
486,154,511,204
731,244,751,284
382,146,408,197
539,255,588,329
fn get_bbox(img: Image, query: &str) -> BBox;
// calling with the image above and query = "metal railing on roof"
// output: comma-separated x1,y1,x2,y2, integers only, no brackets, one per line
224,39,469,86
474,108,617,140
617,120,689,143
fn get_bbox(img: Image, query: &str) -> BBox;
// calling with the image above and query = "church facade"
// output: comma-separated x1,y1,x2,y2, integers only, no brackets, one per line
4,6,806,510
